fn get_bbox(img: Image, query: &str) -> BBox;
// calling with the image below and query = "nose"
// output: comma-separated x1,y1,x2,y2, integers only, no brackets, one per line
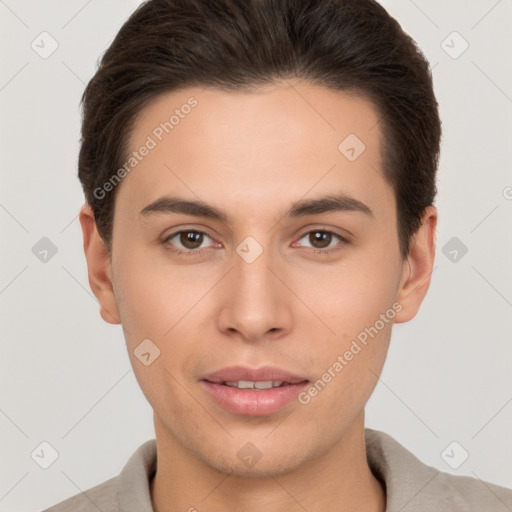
216,242,292,343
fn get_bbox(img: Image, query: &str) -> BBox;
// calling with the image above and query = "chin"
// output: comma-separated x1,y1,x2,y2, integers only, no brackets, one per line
201,444,311,478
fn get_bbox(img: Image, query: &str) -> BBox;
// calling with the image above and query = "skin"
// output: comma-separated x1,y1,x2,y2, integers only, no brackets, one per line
80,80,437,512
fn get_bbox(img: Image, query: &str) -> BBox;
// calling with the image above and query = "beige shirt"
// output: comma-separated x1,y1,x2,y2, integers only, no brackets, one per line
43,429,512,511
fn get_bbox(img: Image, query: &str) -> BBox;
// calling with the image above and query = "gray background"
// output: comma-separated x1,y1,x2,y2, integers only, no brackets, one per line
1,0,511,510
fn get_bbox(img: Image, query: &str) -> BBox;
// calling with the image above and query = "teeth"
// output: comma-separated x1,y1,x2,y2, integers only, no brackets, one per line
224,380,285,389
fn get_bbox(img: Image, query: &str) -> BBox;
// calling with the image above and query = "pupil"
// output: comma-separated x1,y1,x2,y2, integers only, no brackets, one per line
311,231,330,248
181,231,202,249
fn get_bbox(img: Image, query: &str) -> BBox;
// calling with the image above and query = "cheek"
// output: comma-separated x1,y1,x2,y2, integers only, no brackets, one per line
296,277,395,428
112,248,222,386
299,251,401,340
294,243,400,396
112,245,198,338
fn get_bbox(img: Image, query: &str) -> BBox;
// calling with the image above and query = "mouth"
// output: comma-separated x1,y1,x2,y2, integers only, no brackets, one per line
200,366,309,416
217,380,304,389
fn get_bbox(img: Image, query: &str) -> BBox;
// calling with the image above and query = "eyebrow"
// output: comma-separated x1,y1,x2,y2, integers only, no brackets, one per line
139,192,374,222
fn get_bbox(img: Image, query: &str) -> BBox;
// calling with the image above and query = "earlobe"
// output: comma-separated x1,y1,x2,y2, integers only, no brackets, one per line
394,205,437,324
79,204,121,325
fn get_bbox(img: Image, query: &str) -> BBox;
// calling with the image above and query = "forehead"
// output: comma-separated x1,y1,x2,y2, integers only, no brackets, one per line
116,81,392,223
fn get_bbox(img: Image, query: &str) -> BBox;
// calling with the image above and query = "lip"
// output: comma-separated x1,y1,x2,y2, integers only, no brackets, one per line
200,365,309,417
202,365,308,384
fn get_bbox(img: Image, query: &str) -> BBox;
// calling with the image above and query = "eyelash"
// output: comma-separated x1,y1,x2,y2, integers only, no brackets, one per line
162,229,348,256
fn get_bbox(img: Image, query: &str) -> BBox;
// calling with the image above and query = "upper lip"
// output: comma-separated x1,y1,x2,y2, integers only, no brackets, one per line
202,366,309,384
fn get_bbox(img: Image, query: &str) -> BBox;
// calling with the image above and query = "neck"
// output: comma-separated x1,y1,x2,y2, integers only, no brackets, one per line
150,412,386,512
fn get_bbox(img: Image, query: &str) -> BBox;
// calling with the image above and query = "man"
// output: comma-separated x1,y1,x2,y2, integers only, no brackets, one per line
44,0,512,510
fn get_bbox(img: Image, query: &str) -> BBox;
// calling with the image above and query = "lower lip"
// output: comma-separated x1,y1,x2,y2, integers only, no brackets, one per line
200,381,309,416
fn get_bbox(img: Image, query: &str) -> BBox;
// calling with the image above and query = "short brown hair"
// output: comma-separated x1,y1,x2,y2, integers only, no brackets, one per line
78,0,441,259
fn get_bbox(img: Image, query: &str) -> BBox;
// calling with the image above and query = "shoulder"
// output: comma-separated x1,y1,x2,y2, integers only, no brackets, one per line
42,439,157,512
41,476,119,512
365,428,512,512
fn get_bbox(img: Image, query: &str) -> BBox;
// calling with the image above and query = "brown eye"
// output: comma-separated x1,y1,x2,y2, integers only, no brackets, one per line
296,229,348,255
309,231,333,249
179,231,204,249
164,230,213,253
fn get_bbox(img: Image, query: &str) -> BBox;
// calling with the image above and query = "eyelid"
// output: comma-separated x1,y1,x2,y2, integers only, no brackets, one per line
295,226,350,243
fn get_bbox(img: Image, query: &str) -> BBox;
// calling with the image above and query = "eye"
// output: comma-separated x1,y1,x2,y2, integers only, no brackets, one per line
295,229,348,254
163,230,216,254
162,228,348,256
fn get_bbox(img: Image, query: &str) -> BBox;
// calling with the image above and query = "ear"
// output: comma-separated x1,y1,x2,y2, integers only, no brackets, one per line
394,205,437,324
79,204,121,325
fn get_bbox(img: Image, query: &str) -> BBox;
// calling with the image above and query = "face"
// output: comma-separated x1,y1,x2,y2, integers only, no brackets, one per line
81,80,436,477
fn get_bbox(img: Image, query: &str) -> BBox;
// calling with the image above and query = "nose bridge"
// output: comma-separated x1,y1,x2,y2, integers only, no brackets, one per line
234,238,274,295
217,234,291,340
